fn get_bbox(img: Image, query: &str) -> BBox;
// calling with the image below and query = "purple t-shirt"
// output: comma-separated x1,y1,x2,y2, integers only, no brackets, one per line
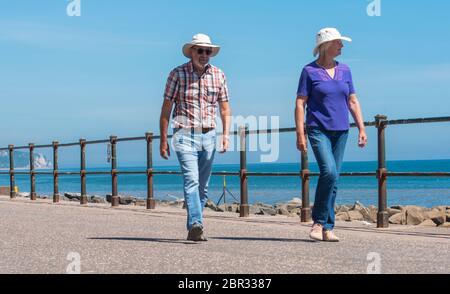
297,61,355,131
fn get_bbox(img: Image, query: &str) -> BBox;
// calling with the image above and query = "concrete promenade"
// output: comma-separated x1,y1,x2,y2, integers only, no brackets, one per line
0,196,449,274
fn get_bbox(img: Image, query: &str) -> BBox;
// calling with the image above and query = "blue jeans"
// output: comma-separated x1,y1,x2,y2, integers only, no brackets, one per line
173,129,216,231
307,126,349,231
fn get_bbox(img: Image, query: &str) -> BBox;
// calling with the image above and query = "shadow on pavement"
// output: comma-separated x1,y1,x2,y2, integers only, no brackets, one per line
88,237,201,245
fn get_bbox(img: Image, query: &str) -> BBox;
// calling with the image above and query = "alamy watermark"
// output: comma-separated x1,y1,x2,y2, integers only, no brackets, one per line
66,252,81,274
170,115,280,163
367,0,382,17
67,0,81,17
367,252,382,274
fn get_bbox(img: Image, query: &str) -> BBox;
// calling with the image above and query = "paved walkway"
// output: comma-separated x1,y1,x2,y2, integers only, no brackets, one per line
0,196,449,274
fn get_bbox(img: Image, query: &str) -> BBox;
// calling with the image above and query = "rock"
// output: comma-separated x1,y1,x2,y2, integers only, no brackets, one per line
406,207,426,225
336,205,350,213
205,199,219,212
106,194,137,205
431,206,446,213
286,203,301,212
289,208,301,215
351,201,365,211
439,222,450,228
288,197,302,204
418,219,437,227
254,202,273,209
447,214,450,223
249,205,262,215
168,200,184,208
348,210,364,221
390,205,404,211
277,207,290,216
335,212,350,221
389,212,406,225
120,196,136,205
259,207,277,216
388,208,402,218
424,211,446,226
60,196,70,201
218,203,239,213
90,196,106,204
135,200,146,207
367,206,378,223
351,201,373,222
64,193,81,200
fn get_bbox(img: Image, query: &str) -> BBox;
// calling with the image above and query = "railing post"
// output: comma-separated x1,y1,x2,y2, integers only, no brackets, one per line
375,115,389,228
53,141,60,203
29,143,36,201
110,136,119,207
239,126,249,217
8,145,16,199
300,134,312,222
146,132,156,210
80,139,88,205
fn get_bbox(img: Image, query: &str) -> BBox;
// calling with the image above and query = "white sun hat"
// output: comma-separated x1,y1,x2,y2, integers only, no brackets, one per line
313,28,352,57
182,33,220,58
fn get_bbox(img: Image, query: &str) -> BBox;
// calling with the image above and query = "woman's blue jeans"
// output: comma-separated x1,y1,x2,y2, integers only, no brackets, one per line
307,126,349,231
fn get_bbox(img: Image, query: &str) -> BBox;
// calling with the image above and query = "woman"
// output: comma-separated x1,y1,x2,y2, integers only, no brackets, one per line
295,28,368,242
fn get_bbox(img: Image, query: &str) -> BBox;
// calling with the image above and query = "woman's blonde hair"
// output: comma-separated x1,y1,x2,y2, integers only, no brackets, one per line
317,41,333,58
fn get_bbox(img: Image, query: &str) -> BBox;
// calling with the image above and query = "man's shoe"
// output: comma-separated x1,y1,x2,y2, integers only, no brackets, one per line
309,223,324,241
187,223,204,242
198,234,208,242
323,230,340,242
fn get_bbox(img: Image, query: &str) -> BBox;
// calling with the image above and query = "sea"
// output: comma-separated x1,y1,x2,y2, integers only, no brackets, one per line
1,160,449,208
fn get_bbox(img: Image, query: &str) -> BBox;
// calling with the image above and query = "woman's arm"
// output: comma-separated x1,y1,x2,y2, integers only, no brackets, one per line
295,96,308,152
348,94,368,148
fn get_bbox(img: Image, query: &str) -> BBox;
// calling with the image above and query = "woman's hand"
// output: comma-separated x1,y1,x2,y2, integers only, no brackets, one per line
358,129,368,148
296,133,308,153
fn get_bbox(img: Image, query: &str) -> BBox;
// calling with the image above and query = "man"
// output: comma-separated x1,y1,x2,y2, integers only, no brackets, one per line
160,33,232,242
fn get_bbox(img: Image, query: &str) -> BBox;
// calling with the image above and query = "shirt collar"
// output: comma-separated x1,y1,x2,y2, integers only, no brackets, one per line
187,61,212,75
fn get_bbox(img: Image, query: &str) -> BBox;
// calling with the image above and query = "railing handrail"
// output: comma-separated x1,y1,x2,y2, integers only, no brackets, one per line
1,116,449,151
1,115,450,228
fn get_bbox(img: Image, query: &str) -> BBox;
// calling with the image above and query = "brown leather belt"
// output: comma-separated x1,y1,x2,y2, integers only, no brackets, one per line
176,127,215,134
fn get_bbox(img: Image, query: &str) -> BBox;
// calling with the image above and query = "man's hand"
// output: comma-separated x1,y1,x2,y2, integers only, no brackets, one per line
160,139,170,159
219,135,230,154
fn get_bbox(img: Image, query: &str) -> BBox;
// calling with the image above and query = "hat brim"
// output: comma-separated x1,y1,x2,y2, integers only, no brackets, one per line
313,36,352,57
182,43,220,58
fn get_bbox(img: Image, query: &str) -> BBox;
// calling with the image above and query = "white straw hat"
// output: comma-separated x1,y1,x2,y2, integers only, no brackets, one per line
313,28,352,57
182,33,220,58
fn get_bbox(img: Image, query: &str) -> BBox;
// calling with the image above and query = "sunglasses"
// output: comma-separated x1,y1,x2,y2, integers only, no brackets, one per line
195,48,213,56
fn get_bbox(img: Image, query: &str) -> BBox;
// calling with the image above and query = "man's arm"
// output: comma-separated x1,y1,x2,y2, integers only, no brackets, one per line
219,101,231,153
159,99,173,159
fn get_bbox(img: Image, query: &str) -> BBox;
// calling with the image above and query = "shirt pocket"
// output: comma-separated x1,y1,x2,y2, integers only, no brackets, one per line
205,87,219,103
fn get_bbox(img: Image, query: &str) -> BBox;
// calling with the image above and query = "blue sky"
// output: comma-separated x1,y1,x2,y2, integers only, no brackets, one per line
0,0,449,167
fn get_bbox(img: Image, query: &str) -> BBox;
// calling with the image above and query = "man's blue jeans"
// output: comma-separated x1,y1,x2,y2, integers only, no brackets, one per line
307,126,349,231
173,128,216,231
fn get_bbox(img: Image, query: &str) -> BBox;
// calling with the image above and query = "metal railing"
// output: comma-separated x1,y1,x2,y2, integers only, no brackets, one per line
1,114,450,228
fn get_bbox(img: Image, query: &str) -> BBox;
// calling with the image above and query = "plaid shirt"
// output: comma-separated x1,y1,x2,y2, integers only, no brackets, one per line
164,61,229,128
